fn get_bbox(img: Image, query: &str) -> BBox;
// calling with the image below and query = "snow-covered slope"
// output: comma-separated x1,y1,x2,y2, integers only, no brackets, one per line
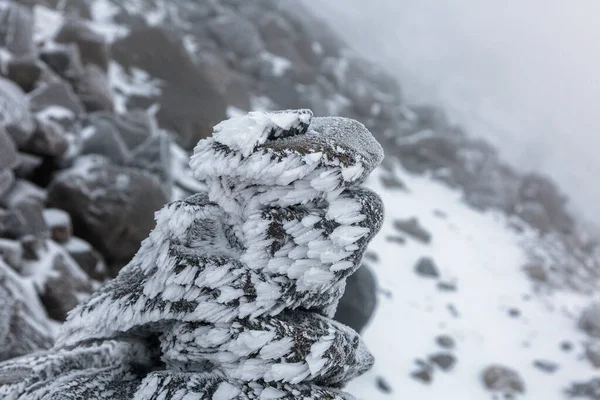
350,163,596,399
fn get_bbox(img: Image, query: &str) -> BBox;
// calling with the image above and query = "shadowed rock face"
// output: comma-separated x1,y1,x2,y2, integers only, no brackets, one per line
0,109,384,399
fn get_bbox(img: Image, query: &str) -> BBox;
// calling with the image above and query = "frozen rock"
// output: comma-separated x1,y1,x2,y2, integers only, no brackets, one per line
0,77,35,144
0,128,17,170
43,208,72,243
0,178,46,209
6,56,42,92
0,238,22,270
55,19,110,71
0,169,14,199
73,64,114,112
39,43,85,81
111,26,227,150
1,110,384,399
0,259,53,362
0,2,35,56
20,116,69,157
46,156,169,270
207,13,264,59
13,152,42,179
64,236,107,281
28,81,85,118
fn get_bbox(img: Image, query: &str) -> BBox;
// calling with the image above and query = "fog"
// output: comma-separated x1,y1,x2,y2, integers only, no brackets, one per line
310,1,600,224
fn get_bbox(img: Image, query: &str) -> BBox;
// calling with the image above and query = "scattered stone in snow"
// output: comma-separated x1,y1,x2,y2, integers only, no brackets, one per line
415,257,440,278
380,173,406,190
447,303,460,318
429,352,456,371
437,280,457,292
523,262,548,283
533,360,559,374
363,250,379,263
376,376,392,393
6,57,42,93
386,235,406,245
482,365,526,395
580,303,600,338
567,378,600,400
508,308,521,318
561,340,574,352
411,365,433,384
585,341,600,368
435,334,456,349
393,217,431,244
334,264,377,333
433,209,447,219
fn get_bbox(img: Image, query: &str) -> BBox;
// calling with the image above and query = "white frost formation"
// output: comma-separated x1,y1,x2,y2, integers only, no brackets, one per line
0,109,384,399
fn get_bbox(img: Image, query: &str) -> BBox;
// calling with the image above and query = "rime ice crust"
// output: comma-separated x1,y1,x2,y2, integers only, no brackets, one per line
0,110,384,399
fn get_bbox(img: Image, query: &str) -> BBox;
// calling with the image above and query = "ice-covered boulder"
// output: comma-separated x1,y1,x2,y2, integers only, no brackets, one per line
0,109,384,399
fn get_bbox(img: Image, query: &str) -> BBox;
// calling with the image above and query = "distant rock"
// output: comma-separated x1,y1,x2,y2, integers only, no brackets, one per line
579,303,600,338
533,360,559,374
376,376,392,393
585,341,600,368
394,217,431,244
20,117,69,157
415,257,440,278
64,236,107,281
0,2,35,56
0,128,18,170
335,264,377,333
523,263,548,283
482,365,526,395
73,65,114,112
43,208,72,244
55,19,110,72
0,238,22,270
28,81,85,119
567,378,600,400
436,334,456,349
429,353,456,371
111,26,227,150
386,235,406,245
207,13,265,59
0,77,35,145
46,156,169,272
6,57,43,92
39,43,85,81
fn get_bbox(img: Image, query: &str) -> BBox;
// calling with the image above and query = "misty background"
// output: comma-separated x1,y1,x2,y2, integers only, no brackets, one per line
311,0,600,224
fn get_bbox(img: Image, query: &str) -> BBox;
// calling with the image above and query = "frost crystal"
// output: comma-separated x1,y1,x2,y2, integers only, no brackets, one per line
0,109,384,399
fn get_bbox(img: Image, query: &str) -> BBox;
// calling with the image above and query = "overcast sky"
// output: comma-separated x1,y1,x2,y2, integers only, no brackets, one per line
311,0,600,224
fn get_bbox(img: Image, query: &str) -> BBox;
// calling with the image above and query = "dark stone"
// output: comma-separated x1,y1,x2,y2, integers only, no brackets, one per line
64,236,107,281
447,303,460,318
585,341,600,368
207,14,264,59
523,263,548,283
46,156,169,269
376,376,392,393
437,281,457,292
363,251,379,263
20,117,69,157
0,261,54,361
435,335,456,349
0,198,49,239
567,378,600,400
0,128,18,169
394,217,431,244
0,238,22,270
0,3,34,56
39,248,94,321
433,210,447,219
386,235,405,245
29,82,85,118
429,353,456,371
43,208,72,244
20,235,47,261
0,78,35,145
334,264,377,333
6,57,42,92
73,65,114,112
55,19,110,71
532,360,558,374
560,340,573,352
482,365,525,394
410,368,432,384
380,174,406,190
111,26,227,150
0,169,14,198
579,303,600,338
13,152,43,179
415,257,439,278
507,308,521,318
39,43,85,81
